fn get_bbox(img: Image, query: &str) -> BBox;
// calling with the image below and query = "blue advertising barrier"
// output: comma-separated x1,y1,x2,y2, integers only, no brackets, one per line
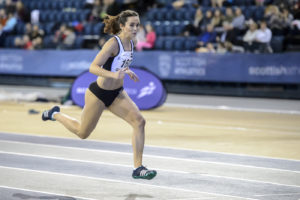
1,49,300,84
71,68,167,110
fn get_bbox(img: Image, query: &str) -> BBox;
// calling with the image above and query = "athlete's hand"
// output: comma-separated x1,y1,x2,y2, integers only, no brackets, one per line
114,67,127,79
125,68,139,82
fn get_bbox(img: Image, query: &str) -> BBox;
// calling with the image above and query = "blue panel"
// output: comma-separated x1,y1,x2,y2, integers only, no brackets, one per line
0,50,300,84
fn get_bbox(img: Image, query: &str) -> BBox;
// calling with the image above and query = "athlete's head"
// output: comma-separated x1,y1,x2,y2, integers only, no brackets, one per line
103,10,140,38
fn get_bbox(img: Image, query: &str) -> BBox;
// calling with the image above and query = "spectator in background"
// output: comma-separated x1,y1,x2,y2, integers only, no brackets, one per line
232,7,245,32
53,24,67,47
24,22,32,35
136,23,156,51
136,23,146,43
0,8,7,26
223,7,234,24
172,0,198,10
211,9,223,30
217,21,237,45
2,12,16,32
89,0,101,22
243,21,258,52
211,0,224,8
264,5,285,35
97,0,121,20
22,34,33,50
201,10,213,31
183,8,203,36
4,0,16,14
16,0,30,23
14,34,33,50
254,21,273,53
58,27,76,49
197,23,217,48
255,0,265,6
30,24,44,49
281,8,294,31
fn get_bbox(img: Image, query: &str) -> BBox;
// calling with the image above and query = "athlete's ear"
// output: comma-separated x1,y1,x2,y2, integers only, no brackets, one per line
120,23,125,31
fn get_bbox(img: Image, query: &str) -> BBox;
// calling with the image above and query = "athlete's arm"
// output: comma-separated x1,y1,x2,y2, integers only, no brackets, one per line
89,38,119,79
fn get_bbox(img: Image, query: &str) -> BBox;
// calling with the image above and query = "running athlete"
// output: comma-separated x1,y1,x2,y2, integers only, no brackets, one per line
42,10,157,180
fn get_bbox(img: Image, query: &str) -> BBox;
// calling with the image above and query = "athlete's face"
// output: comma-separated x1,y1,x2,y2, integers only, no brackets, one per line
121,16,140,39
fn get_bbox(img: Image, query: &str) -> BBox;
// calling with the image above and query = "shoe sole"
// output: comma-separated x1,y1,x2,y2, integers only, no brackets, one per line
132,171,157,180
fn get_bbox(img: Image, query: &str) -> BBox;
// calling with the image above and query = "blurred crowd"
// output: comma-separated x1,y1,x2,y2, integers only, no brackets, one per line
0,0,300,53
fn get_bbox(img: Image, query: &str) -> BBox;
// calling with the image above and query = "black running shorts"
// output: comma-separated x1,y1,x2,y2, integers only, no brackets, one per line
88,82,123,107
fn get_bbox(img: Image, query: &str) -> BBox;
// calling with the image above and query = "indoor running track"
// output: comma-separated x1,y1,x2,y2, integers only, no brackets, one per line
0,132,300,200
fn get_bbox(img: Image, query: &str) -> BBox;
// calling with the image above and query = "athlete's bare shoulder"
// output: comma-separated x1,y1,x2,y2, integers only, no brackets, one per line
101,36,119,56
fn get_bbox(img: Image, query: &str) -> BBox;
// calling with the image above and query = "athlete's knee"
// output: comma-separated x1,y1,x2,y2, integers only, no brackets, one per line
132,114,146,129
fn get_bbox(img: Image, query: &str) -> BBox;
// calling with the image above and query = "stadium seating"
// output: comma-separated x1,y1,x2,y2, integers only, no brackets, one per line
0,0,294,52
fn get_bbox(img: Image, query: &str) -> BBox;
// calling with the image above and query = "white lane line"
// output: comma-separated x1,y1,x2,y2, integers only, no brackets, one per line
165,103,300,115
254,192,300,197
1,139,300,175
0,166,258,200
0,185,96,200
2,131,300,162
149,120,300,135
1,150,300,189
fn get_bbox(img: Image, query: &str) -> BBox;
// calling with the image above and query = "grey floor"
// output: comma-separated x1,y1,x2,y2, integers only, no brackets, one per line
0,132,300,200
1,85,300,200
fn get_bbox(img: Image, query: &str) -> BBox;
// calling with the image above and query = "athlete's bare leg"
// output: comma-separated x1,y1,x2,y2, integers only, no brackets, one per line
108,90,145,168
53,89,106,139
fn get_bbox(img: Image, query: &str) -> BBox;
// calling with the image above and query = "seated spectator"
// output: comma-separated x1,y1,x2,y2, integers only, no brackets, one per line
99,0,121,20
223,7,234,24
183,8,203,36
232,7,245,31
281,8,294,32
30,24,44,41
201,10,213,31
136,24,146,43
2,12,16,32
89,0,101,22
57,27,76,50
22,34,33,50
265,5,285,35
53,24,67,46
4,0,16,14
211,9,223,30
14,34,33,50
172,0,198,9
254,21,273,53
136,23,156,51
0,8,7,27
16,0,30,23
211,0,224,8
197,24,217,48
30,25,44,49
255,0,265,6
217,21,237,45
243,21,258,52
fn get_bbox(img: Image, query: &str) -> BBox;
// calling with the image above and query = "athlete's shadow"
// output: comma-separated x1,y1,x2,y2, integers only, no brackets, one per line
12,193,77,200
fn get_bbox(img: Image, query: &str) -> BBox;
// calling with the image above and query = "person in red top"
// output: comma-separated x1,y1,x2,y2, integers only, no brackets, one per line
136,23,156,51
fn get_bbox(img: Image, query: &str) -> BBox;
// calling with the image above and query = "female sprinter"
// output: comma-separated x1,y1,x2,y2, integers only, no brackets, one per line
42,10,157,180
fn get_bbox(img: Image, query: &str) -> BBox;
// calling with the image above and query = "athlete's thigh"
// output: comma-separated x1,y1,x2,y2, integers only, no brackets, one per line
80,89,106,133
108,90,142,124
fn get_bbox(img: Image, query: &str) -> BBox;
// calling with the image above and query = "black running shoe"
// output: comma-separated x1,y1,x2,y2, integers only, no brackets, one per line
132,165,157,180
42,106,60,121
